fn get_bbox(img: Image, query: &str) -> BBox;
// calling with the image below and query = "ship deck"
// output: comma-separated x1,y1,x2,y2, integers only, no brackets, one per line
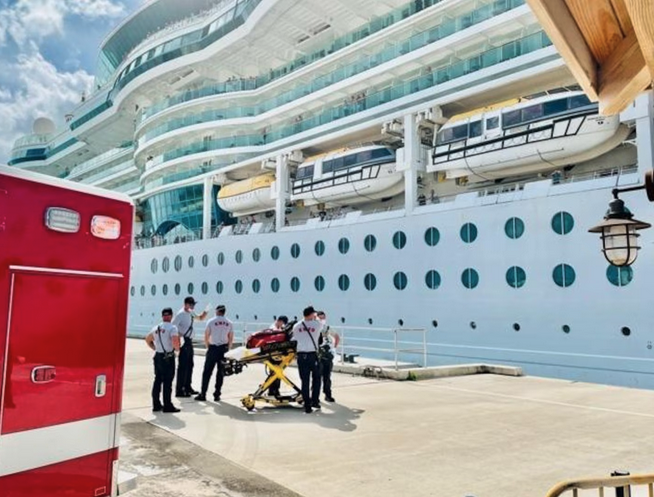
121,339,654,497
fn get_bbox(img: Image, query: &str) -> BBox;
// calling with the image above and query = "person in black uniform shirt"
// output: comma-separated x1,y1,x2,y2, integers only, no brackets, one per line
145,308,181,413
173,296,208,397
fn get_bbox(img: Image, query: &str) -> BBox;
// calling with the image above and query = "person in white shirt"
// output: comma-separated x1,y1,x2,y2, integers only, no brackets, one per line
317,311,339,402
173,296,208,398
291,306,322,413
195,305,233,402
145,308,181,413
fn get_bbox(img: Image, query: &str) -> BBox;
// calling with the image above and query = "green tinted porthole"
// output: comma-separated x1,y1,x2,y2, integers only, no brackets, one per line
271,246,280,260
338,238,350,255
151,259,158,274
338,274,350,291
130,286,135,296
315,241,325,256
162,257,170,273
392,231,407,250
607,265,634,287
174,283,181,295
188,256,195,268
202,254,209,267
552,212,574,235
201,282,209,294
252,279,261,293
315,276,325,292
162,284,168,296
187,283,194,294
174,256,182,271
216,281,224,294
505,218,525,239
271,278,280,293
235,250,243,264
393,271,408,290
461,268,479,289
252,248,261,262
235,280,243,294
424,227,440,247
506,266,527,289
364,235,377,252
425,270,441,290
290,277,301,292
150,285,156,296
217,252,225,266
364,273,377,291
140,286,145,296
460,223,478,243
553,264,576,288
291,243,301,259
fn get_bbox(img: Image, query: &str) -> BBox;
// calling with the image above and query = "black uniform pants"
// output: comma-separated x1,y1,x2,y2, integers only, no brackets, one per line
297,352,321,412
153,353,175,408
176,338,195,394
320,357,333,397
201,344,227,397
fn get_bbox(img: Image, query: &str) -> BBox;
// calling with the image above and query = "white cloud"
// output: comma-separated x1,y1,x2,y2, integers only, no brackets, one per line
0,48,94,162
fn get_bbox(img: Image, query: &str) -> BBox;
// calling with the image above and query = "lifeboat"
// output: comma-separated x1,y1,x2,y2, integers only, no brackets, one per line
217,173,276,216
291,145,404,207
429,92,630,180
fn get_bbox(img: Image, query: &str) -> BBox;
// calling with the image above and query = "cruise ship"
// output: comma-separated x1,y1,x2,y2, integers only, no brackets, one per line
8,0,654,389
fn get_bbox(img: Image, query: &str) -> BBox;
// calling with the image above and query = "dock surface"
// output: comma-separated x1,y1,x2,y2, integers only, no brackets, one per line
121,339,654,497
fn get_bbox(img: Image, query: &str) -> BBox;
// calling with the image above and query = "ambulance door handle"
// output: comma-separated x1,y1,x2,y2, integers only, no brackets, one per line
95,374,107,398
31,365,56,384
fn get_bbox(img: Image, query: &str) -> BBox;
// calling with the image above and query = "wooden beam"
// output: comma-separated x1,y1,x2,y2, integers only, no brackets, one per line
598,31,651,114
609,0,633,36
525,0,599,100
623,0,654,83
565,0,624,64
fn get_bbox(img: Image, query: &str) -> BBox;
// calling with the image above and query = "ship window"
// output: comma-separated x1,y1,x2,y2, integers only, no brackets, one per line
338,274,350,291
358,150,373,161
438,123,469,143
502,109,521,128
315,240,326,256
364,273,377,291
151,285,156,296
332,157,345,171
322,160,334,174
569,94,592,109
425,270,441,290
364,234,377,252
296,165,314,179
506,266,527,288
252,248,261,262
162,284,168,296
607,265,634,287
393,271,408,290
460,223,478,243
271,246,280,260
130,286,135,296
461,268,480,289
344,154,358,167
338,237,350,254
174,255,182,272
315,276,325,292
202,254,209,267
562,325,571,334
216,281,224,294
486,117,499,130
188,256,195,268
140,286,145,296
469,121,482,138
553,264,576,288
201,282,208,295
235,280,243,294
290,277,301,292
151,259,158,274
252,279,261,293
522,104,544,122
505,217,525,239
162,257,170,272
393,231,407,249
552,212,575,235
217,252,225,265
372,148,394,159
543,98,568,116
174,284,181,295
290,243,301,259
621,327,631,337
187,283,194,294
424,227,440,247
235,250,243,264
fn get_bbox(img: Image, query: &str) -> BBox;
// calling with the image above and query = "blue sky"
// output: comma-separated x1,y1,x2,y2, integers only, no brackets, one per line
0,0,143,161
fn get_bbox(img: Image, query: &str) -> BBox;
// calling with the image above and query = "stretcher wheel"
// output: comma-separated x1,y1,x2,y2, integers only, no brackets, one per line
241,395,256,411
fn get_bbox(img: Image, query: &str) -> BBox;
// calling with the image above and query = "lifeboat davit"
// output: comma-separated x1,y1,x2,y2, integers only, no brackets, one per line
217,173,276,216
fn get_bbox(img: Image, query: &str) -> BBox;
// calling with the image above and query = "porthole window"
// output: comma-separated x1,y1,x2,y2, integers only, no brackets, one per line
393,271,408,290
150,285,156,296
315,241,325,256
252,279,261,293
188,256,195,268
338,238,350,255
187,283,194,294
424,227,440,247
364,234,377,252
174,255,182,272
621,326,631,337
552,211,574,235
338,274,350,291
202,254,209,267
505,218,525,239
513,323,521,332
252,248,261,262
290,277,301,292
235,250,243,264
607,265,634,287
235,280,243,294
461,268,480,289
460,223,478,243
506,266,527,289
364,273,377,291
271,246,280,260
432,320,439,328
130,286,135,296
174,283,181,295
562,325,571,334
271,278,280,293
140,285,145,296
151,259,158,274
368,318,374,325
162,284,168,296
553,264,576,288
398,319,405,327
162,257,170,272
392,231,407,250
425,270,441,290
315,276,325,292
291,243,301,259
201,282,209,295
217,252,225,266
216,281,224,294
470,321,477,330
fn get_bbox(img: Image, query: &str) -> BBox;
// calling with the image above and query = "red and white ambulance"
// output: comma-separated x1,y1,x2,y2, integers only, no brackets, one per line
0,165,134,496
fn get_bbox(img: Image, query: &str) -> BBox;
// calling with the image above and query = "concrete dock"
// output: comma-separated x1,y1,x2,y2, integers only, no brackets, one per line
121,339,654,497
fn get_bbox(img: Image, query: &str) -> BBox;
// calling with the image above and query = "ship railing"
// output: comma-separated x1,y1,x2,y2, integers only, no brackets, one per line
560,164,639,185
545,471,654,497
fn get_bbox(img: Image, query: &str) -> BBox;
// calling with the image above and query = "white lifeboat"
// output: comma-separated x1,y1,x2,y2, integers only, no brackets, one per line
217,173,276,216
428,92,630,180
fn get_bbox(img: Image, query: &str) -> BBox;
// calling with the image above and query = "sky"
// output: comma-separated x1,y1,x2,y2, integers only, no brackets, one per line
0,0,144,162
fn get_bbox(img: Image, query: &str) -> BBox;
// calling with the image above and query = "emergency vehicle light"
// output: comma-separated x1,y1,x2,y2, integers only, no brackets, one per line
91,215,121,240
45,207,81,233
